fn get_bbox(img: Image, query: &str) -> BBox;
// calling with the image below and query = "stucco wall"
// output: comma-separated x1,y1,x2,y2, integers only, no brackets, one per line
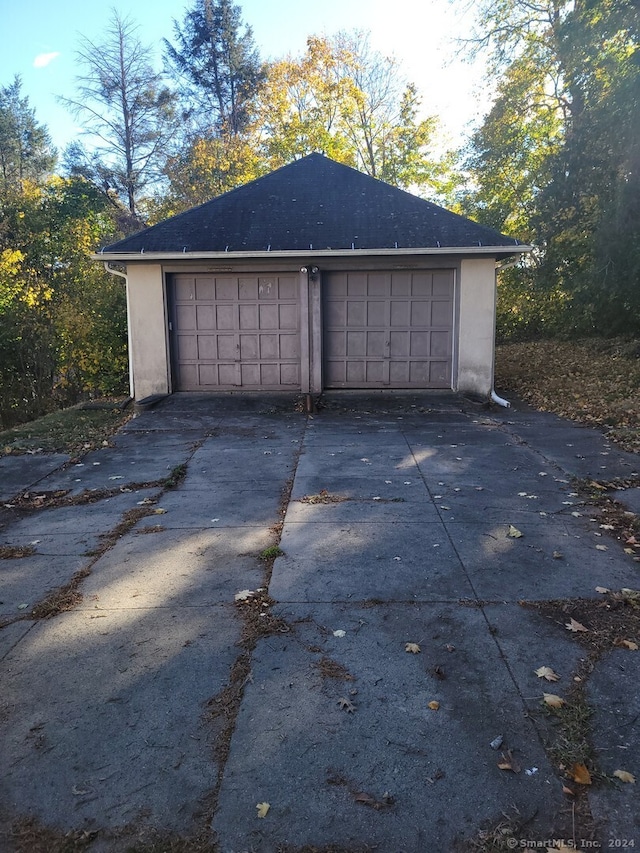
457,258,497,398
126,264,169,400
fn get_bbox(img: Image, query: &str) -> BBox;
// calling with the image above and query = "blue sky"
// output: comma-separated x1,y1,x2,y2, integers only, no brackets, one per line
1,0,486,155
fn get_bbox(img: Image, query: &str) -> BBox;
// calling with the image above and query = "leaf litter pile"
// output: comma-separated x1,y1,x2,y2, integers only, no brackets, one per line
496,338,640,453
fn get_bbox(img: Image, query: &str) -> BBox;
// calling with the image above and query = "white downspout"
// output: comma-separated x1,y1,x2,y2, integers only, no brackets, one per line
104,262,134,400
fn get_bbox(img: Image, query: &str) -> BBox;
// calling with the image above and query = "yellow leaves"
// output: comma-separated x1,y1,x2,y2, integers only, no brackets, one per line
405,643,421,654
613,769,636,784
256,802,270,818
543,693,565,709
568,763,592,785
565,618,588,633
427,700,440,711
535,666,560,682
508,525,523,538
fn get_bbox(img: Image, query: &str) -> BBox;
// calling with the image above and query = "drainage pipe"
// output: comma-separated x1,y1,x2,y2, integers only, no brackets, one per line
490,390,511,408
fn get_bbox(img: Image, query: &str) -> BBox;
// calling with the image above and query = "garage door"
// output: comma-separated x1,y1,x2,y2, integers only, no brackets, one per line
171,273,300,390
323,270,454,388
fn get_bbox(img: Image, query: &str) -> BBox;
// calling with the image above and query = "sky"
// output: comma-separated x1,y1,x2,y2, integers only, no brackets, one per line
1,0,488,156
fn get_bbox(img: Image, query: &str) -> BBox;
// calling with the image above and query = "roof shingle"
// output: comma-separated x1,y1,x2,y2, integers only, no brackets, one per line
101,153,522,255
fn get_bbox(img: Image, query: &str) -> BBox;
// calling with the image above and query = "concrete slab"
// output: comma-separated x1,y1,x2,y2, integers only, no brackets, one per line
0,621,34,661
154,487,286,528
0,553,90,617
80,527,272,609
36,434,197,494
587,650,640,843
1,606,240,837
183,438,300,485
446,518,640,601
613,487,640,515
271,521,475,603
212,602,559,853
0,454,69,502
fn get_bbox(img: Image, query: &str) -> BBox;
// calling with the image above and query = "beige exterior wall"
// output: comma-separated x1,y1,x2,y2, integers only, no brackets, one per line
126,264,170,400
121,255,499,400
456,258,497,398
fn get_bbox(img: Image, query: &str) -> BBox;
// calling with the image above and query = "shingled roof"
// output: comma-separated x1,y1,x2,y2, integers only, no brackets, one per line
100,153,525,257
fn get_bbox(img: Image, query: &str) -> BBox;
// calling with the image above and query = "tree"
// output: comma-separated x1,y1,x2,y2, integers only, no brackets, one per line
60,11,177,219
463,0,640,338
257,33,458,200
164,0,264,137
0,76,56,194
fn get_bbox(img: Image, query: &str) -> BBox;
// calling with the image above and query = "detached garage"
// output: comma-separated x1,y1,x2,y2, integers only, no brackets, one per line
95,154,530,401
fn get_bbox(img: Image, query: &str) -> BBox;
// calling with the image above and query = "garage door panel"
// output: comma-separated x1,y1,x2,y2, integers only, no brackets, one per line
324,270,453,389
172,273,300,391
216,305,235,330
347,302,366,326
196,304,215,330
195,279,215,300
176,305,196,330
432,299,453,325
409,331,430,357
175,334,197,361
431,331,451,358
278,304,298,329
214,279,238,300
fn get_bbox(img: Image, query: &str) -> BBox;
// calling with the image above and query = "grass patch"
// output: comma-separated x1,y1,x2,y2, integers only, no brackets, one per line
9,816,97,853
164,463,188,490
495,338,640,453
0,403,131,456
259,545,284,561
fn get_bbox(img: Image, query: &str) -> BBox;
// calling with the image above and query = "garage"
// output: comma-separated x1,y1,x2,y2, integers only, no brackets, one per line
323,270,454,388
170,273,300,390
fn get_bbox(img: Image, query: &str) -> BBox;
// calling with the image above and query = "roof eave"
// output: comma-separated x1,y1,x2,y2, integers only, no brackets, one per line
93,245,533,262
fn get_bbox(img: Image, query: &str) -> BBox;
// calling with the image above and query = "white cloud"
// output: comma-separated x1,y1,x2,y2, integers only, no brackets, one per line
33,52,60,69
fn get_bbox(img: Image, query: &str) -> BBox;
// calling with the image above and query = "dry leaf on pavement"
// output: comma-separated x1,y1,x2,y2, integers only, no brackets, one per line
565,618,588,632
428,700,440,711
497,750,521,773
613,770,636,783
405,642,421,654
595,586,610,594
543,693,565,708
614,638,639,650
508,525,523,538
569,763,592,785
256,802,270,818
535,666,560,682
338,697,356,713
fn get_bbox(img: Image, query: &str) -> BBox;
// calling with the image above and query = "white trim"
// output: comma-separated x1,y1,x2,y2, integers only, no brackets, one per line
93,245,533,263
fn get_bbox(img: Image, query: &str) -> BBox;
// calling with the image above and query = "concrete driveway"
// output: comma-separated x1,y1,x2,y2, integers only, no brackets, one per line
1,393,639,852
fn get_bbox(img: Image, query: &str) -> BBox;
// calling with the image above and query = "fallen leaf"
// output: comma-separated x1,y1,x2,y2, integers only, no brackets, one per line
508,525,523,538
571,511,582,518
595,586,610,594
535,666,560,682
432,665,446,680
624,548,635,555
405,642,421,654
153,508,167,515
626,535,638,546
614,638,639,651
552,551,564,559
256,802,270,818
428,700,440,710
497,750,521,773
338,697,356,713
569,763,592,785
234,589,254,602
333,629,346,637
566,618,588,632
489,735,504,750
562,785,575,796
595,544,608,551
543,693,565,708
613,769,636,784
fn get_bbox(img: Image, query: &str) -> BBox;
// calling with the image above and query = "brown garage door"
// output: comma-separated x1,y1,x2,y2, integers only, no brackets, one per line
171,273,300,390
323,270,454,388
